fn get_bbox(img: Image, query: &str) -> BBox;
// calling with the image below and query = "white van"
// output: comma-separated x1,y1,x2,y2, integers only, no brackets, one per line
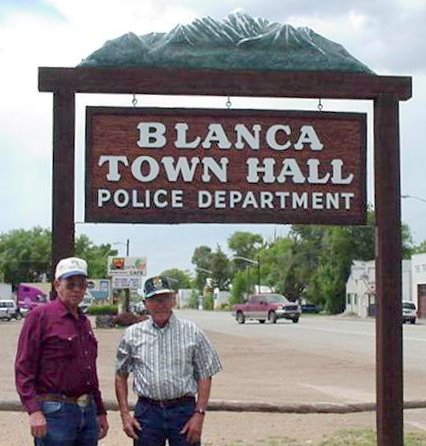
402,301,417,324
0,300,22,320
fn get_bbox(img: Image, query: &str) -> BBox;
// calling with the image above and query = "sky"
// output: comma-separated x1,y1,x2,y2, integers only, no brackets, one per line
1,0,426,277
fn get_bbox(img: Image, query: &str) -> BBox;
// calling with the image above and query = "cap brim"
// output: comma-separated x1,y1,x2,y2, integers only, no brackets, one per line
58,270,88,280
144,289,174,299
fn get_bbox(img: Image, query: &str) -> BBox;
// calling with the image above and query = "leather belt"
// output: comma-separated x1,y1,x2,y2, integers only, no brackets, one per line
138,395,195,408
38,393,93,407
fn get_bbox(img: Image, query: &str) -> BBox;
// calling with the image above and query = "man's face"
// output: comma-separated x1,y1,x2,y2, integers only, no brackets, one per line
55,275,87,308
144,292,175,322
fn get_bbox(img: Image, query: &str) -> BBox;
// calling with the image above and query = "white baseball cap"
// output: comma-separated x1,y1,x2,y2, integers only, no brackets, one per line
55,257,88,280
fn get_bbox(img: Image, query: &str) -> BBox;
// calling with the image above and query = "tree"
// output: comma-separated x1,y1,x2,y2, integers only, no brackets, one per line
413,240,426,254
287,225,325,302
230,270,249,305
401,223,415,258
75,234,117,278
228,231,263,271
0,227,51,286
209,245,231,290
258,237,295,296
313,227,355,313
191,245,213,291
160,268,193,291
0,227,117,286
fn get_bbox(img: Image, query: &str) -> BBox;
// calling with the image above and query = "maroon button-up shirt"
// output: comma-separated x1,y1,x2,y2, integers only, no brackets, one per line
15,299,106,415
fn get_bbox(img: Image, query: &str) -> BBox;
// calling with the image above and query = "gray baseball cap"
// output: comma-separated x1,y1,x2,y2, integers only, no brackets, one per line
143,276,174,299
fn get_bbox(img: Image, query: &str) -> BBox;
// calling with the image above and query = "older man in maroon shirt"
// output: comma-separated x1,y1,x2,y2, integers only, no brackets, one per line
15,257,108,446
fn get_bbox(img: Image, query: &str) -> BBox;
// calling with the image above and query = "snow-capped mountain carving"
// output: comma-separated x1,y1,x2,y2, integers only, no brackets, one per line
80,10,373,73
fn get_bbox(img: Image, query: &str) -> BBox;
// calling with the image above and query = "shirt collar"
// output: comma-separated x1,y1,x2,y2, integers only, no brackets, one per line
53,298,83,319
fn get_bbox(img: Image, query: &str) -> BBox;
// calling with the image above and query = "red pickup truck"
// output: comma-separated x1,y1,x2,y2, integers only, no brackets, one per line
232,293,301,324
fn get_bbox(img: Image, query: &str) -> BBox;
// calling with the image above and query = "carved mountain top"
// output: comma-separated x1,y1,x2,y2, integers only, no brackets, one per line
80,11,373,73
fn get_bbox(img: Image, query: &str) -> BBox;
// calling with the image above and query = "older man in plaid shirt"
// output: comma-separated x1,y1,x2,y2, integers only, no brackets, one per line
115,275,222,445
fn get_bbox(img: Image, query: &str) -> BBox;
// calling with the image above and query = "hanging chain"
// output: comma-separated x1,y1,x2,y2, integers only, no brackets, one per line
226,95,232,109
132,94,138,107
318,98,323,112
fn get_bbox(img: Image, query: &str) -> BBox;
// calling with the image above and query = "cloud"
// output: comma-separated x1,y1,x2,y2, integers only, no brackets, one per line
1,0,426,275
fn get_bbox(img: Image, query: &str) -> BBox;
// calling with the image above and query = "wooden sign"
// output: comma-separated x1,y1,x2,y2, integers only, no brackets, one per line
85,107,366,224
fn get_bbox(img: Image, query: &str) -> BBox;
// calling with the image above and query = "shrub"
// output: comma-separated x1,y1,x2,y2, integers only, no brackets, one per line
204,291,214,310
113,312,148,327
95,315,115,328
86,304,118,315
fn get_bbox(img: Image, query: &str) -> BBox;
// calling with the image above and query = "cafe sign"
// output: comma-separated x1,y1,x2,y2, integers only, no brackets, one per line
107,256,147,276
85,107,366,224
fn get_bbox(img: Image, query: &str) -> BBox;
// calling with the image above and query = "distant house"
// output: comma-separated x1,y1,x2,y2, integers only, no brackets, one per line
412,253,426,318
176,289,194,308
0,283,12,300
345,259,412,317
213,288,231,309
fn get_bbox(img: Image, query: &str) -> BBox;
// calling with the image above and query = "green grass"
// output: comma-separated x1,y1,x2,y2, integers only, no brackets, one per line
318,429,426,446
220,429,426,445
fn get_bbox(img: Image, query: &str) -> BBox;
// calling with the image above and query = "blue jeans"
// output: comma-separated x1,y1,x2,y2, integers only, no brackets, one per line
34,400,99,446
134,398,200,446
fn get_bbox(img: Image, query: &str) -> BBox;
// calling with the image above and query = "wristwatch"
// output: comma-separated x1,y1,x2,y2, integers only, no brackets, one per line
194,408,206,415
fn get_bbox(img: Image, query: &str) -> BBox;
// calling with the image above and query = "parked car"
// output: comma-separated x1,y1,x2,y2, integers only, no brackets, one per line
402,301,417,324
301,303,322,314
0,303,11,321
78,291,95,313
130,301,149,316
0,300,22,320
232,293,301,324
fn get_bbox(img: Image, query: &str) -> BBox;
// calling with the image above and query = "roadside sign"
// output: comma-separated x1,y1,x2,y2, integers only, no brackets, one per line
111,276,142,289
87,280,95,289
108,256,147,276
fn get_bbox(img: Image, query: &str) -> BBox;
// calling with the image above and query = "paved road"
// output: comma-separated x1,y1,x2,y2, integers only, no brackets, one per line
177,310,426,401
178,310,425,366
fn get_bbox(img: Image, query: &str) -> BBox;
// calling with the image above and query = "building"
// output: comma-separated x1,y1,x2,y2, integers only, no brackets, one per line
345,259,413,317
176,289,194,308
412,253,426,317
213,288,231,309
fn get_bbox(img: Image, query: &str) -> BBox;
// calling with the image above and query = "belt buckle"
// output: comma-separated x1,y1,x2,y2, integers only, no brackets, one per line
76,394,90,407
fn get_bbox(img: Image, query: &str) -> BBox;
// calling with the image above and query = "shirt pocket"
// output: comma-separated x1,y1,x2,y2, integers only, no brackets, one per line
45,335,78,360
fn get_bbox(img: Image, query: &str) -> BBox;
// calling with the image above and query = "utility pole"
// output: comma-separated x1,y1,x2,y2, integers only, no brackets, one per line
257,257,261,293
233,255,260,294
124,239,130,313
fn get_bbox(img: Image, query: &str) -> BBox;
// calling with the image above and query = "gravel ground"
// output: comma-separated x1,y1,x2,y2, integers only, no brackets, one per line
0,316,424,445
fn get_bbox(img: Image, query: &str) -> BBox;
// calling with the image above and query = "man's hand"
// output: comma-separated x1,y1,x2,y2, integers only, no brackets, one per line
121,412,142,439
180,412,204,444
29,411,47,438
97,414,109,439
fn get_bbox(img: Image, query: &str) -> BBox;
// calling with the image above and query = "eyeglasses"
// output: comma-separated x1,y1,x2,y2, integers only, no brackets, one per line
64,280,87,290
